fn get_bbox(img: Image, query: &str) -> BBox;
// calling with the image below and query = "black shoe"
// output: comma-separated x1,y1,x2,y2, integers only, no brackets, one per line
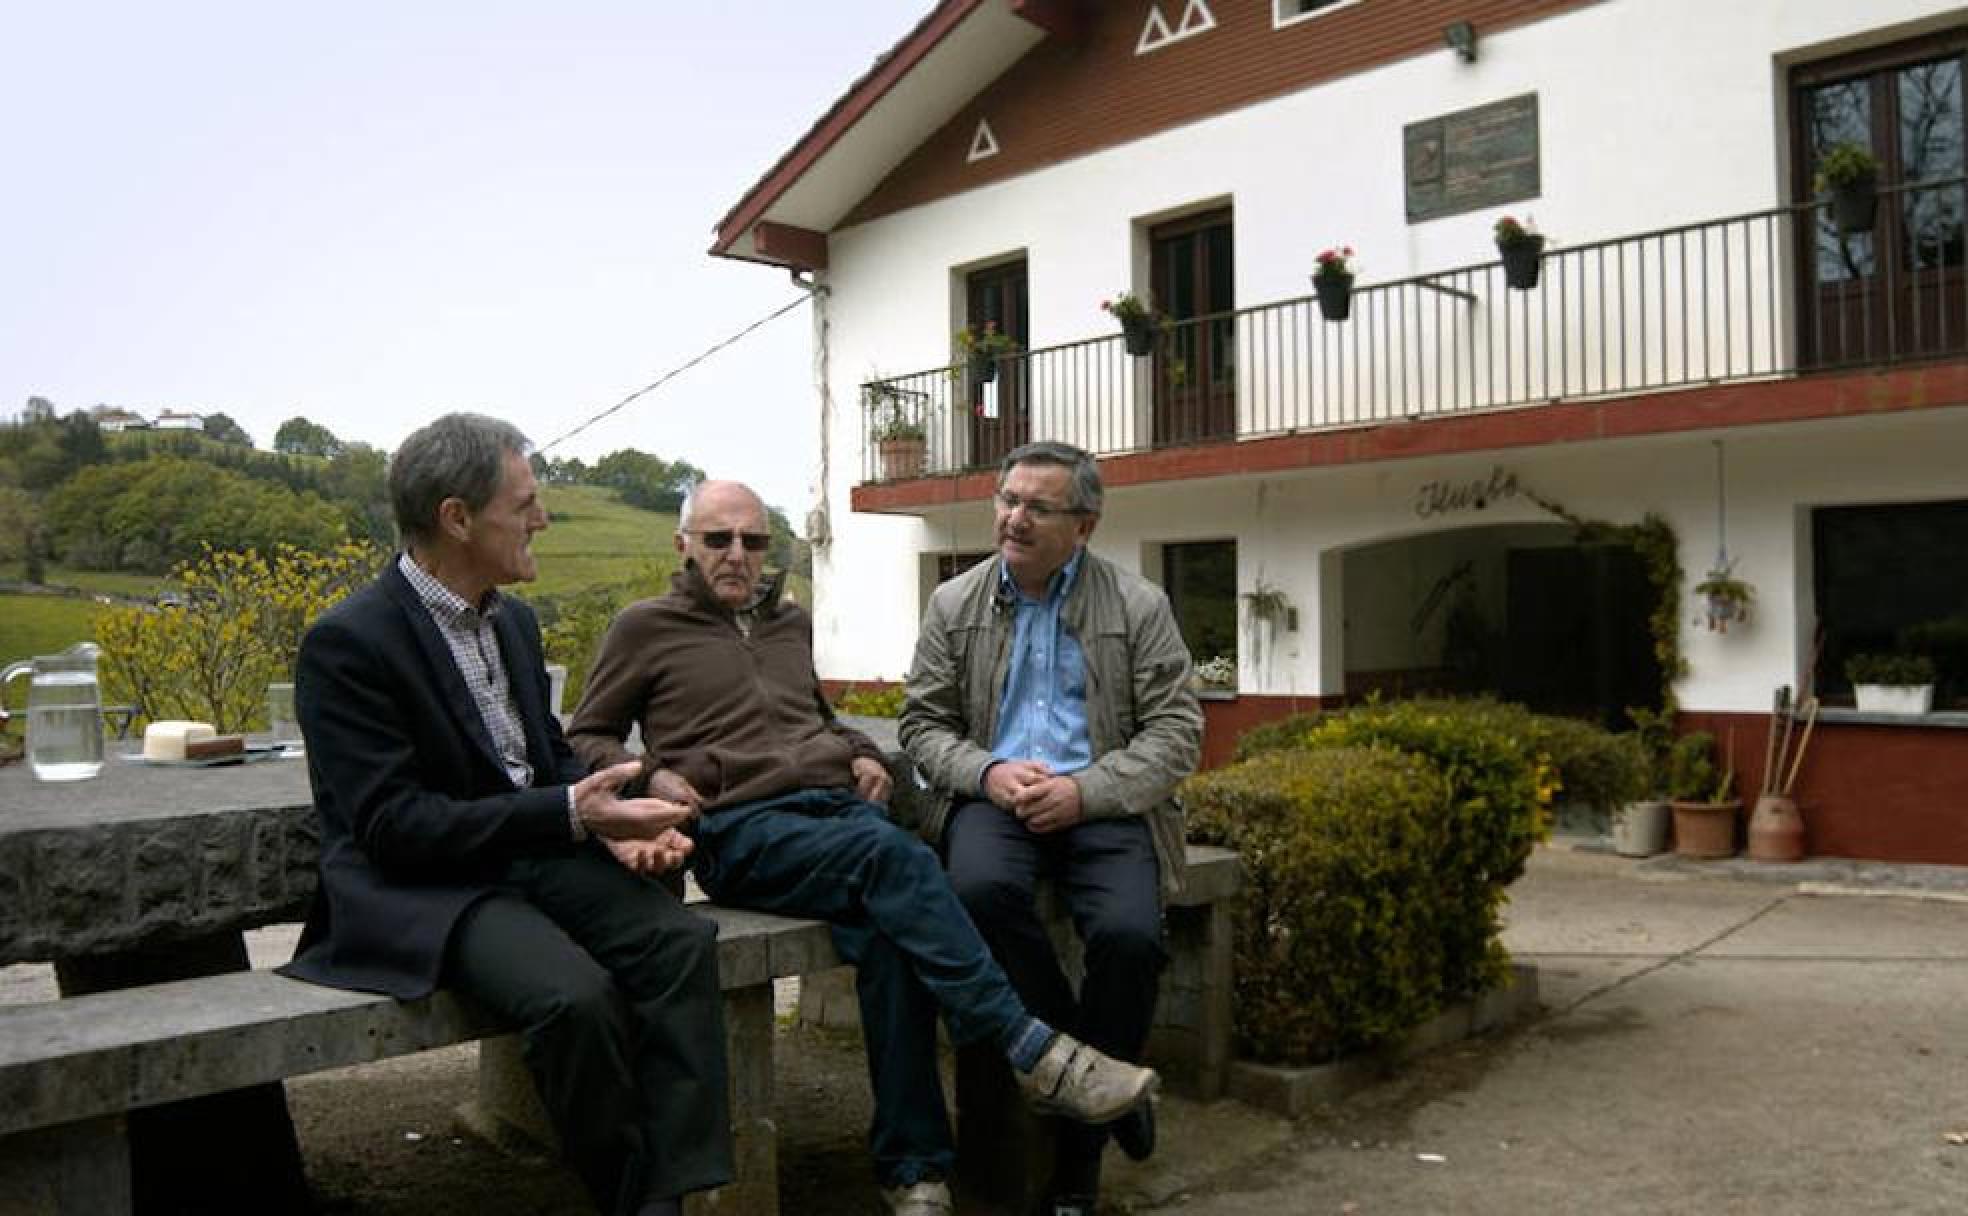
1046,1195,1096,1216
1110,1099,1155,1162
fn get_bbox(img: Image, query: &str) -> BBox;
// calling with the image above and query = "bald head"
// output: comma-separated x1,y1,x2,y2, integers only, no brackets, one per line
675,479,771,609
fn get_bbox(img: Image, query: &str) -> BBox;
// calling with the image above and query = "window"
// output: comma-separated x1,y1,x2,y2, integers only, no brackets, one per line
1274,0,1357,27
1811,499,1968,709
1163,540,1237,682
934,552,994,584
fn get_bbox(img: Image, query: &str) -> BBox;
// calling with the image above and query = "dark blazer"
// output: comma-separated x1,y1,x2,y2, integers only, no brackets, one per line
281,559,588,999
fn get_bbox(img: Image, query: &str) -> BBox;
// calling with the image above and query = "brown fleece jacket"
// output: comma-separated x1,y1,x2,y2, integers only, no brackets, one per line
566,561,885,811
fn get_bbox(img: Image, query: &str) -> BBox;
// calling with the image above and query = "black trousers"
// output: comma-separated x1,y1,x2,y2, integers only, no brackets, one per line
445,845,734,1216
944,801,1166,1192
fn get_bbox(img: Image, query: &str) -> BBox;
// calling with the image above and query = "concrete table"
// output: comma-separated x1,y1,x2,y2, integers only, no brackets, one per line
0,748,319,1212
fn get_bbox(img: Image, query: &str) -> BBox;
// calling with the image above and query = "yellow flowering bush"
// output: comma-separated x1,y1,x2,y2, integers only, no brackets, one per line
95,542,381,732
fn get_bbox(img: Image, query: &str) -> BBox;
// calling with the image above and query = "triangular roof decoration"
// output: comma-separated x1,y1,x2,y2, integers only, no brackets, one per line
1137,0,1216,55
967,118,1000,163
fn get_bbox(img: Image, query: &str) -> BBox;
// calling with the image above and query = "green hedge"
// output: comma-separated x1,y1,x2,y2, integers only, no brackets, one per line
1196,696,1555,1063
1186,746,1451,1062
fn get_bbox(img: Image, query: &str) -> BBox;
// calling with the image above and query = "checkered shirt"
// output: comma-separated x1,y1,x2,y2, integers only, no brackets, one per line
398,553,533,790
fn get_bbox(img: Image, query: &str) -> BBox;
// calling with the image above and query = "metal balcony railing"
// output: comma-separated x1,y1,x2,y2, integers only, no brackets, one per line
861,179,1968,484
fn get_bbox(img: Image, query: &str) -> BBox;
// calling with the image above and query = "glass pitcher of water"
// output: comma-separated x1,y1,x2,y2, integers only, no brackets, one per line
0,641,105,781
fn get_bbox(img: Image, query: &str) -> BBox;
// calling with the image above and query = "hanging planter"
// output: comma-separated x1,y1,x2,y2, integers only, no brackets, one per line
1493,215,1545,290
1694,567,1754,633
1310,246,1356,322
1814,140,1880,236
1101,291,1164,356
955,321,1018,386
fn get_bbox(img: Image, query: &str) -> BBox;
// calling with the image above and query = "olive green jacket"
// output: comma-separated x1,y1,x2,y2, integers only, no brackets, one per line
899,549,1203,896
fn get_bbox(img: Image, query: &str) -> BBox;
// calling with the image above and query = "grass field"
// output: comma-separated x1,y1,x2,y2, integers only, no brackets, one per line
0,592,103,672
531,484,678,602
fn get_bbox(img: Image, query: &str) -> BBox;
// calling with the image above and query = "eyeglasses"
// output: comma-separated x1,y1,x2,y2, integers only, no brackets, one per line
691,530,772,552
994,491,1087,522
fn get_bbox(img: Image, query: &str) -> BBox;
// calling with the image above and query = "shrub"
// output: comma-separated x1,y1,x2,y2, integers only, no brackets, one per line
94,543,381,732
1185,746,1452,1062
1845,652,1936,687
834,682,905,718
1664,730,1718,803
1232,710,1325,762
1522,713,1648,809
1300,699,1548,1006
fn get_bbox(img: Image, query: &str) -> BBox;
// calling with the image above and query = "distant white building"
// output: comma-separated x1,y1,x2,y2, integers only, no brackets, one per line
93,407,149,432
715,0,1968,864
152,410,204,432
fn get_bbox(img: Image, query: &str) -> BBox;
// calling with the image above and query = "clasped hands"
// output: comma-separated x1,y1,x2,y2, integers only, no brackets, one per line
982,758,1083,834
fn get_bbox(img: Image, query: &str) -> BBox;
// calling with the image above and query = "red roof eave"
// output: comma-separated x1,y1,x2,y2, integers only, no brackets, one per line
709,0,984,263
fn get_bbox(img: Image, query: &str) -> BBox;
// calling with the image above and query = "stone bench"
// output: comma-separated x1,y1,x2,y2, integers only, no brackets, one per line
0,903,840,1216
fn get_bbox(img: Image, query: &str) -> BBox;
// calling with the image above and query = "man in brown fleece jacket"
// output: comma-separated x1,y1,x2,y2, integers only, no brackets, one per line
567,480,1158,1216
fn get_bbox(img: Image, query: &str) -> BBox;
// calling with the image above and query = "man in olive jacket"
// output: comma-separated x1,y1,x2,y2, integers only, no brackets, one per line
900,441,1203,1216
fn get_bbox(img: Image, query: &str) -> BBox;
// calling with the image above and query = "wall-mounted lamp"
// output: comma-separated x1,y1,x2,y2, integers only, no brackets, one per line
1443,20,1478,63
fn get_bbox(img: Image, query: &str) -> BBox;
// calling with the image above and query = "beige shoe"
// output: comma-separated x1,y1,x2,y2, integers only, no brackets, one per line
1016,1032,1159,1123
880,1178,952,1216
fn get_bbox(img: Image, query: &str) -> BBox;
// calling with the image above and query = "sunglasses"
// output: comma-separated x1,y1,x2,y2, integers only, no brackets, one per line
692,530,772,552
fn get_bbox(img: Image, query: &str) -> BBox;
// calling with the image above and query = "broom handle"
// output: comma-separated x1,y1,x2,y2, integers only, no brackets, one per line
1762,688,1785,795
1782,698,1820,797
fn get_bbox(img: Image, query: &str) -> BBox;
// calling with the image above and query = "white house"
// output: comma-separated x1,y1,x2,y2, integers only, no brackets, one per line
714,0,1968,863
151,410,204,432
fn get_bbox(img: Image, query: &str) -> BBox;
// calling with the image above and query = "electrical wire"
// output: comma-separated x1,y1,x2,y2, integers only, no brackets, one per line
535,293,812,455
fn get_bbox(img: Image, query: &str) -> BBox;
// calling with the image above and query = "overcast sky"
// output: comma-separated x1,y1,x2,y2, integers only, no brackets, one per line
0,1,931,524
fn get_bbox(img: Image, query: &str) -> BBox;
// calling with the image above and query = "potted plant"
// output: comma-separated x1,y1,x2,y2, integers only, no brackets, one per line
1310,246,1356,322
1494,215,1546,290
866,384,927,481
1193,653,1237,695
1667,730,1739,859
955,321,1019,384
1846,652,1936,714
1611,711,1672,858
1814,140,1880,235
1101,292,1164,356
1693,565,1754,633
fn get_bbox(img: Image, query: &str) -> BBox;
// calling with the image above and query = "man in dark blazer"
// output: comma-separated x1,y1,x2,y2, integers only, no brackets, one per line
281,412,732,1216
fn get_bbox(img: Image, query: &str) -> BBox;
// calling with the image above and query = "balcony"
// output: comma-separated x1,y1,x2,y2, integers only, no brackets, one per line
859,180,1968,487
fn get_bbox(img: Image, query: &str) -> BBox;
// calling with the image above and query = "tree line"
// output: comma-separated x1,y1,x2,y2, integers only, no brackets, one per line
2,401,804,581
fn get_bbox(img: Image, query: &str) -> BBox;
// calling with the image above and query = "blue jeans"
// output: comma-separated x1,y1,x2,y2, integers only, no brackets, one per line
692,788,1029,1187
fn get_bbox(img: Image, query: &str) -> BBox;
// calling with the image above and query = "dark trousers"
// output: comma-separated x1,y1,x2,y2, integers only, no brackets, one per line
445,845,734,1216
691,789,1029,1188
945,801,1166,1192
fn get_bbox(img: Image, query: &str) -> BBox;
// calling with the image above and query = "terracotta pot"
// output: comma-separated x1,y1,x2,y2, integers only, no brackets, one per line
1670,798,1740,859
878,436,925,481
1747,794,1805,863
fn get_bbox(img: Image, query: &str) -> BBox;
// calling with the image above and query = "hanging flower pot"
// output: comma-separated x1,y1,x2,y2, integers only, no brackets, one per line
1693,568,1754,633
955,321,1018,386
1493,216,1545,290
1313,273,1353,321
1814,140,1881,236
1101,292,1162,357
1830,174,1878,234
1310,245,1357,323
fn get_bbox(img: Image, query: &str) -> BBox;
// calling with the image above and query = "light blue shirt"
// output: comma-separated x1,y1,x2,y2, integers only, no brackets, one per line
989,550,1093,777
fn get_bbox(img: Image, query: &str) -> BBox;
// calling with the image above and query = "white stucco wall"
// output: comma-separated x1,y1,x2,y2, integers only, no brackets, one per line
804,0,1968,710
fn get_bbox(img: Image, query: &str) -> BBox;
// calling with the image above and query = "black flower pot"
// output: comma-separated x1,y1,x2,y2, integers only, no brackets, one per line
1313,273,1353,322
1121,316,1157,356
1830,174,1878,235
970,352,997,384
1499,234,1546,290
